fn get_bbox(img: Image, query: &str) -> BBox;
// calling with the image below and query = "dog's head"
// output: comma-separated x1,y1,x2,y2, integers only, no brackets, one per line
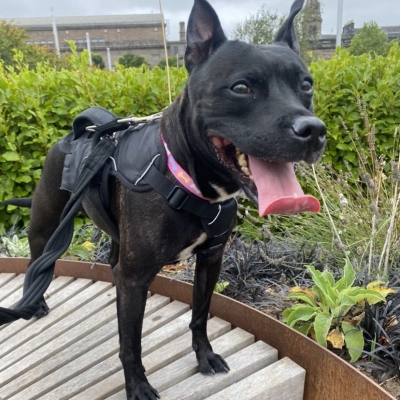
182,0,326,216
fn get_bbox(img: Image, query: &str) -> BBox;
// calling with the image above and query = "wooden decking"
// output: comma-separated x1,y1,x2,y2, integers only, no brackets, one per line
0,273,305,400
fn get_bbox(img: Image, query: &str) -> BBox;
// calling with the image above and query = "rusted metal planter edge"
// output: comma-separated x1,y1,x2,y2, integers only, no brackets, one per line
0,257,394,400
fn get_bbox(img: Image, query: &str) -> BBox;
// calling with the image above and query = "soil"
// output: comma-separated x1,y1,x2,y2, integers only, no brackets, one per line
356,366,400,399
382,378,400,399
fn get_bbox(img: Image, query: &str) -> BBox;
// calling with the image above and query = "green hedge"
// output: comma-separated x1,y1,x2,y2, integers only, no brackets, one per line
310,43,400,168
1,43,400,233
0,47,187,232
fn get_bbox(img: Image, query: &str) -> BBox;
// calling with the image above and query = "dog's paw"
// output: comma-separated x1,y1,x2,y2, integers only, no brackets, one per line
129,382,160,400
35,298,50,319
198,351,230,375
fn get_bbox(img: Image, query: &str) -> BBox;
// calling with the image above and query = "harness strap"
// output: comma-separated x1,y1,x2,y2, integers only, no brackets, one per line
86,183,120,243
91,120,130,148
72,106,123,140
143,164,237,253
144,164,219,219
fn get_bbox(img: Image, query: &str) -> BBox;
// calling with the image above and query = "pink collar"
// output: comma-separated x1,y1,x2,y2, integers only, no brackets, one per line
162,136,209,200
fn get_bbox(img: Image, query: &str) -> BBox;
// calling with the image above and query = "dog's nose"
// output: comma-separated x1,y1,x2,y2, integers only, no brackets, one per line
292,117,326,145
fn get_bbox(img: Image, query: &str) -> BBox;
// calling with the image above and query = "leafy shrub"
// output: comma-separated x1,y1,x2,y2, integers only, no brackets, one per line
0,44,187,233
310,42,400,170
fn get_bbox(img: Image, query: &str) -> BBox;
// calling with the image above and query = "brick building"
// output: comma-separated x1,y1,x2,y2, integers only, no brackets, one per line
4,3,399,65
3,14,186,67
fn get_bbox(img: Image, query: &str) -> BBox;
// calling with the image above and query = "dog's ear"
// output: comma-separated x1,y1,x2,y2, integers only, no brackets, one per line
274,0,304,55
185,0,227,72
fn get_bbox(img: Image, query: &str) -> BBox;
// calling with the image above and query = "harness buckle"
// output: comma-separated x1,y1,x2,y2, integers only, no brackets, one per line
167,186,189,210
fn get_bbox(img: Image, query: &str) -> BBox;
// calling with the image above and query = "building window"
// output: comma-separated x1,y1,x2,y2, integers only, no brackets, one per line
173,46,178,55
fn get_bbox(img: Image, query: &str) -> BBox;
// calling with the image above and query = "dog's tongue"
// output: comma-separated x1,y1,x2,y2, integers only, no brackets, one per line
248,157,320,216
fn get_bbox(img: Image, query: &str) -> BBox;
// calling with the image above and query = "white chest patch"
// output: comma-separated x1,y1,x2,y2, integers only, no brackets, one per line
177,232,208,261
210,184,240,203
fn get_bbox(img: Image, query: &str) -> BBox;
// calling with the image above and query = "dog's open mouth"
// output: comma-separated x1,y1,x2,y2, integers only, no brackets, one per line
210,137,320,216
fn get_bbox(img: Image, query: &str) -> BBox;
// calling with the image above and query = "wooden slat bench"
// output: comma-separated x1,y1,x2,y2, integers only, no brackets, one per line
0,273,305,400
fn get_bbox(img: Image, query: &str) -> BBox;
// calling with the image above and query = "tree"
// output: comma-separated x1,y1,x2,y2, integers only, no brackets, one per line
232,2,321,64
23,44,70,69
296,0,321,62
117,53,148,68
92,53,105,69
348,21,391,57
233,6,285,45
157,56,183,69
0,21,69,69
0,21,30,65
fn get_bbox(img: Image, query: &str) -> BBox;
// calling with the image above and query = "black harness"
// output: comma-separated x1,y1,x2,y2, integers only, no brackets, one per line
59,106,237,252
0,106,237,325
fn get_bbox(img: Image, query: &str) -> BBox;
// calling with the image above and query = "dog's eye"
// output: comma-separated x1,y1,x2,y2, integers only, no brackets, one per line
231,83,251,95
301,81,313,93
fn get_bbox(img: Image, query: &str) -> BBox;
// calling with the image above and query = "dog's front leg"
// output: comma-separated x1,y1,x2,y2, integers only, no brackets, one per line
113,262,160,400
190,249,230,374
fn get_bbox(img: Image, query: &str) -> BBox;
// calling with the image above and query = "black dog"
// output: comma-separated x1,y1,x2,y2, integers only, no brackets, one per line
4,0,326,398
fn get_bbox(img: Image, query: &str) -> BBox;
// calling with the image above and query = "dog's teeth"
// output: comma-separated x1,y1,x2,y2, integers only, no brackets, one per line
241,166,250,176
238,153,247,167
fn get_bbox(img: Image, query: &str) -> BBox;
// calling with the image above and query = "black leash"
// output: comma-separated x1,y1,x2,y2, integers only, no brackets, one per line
0,129,120,325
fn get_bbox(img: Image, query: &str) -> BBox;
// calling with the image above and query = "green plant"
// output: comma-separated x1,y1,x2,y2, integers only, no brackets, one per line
282,261,393,362
63,241,95,261
214,281,229,293
0,234,30,257
61,223,106,261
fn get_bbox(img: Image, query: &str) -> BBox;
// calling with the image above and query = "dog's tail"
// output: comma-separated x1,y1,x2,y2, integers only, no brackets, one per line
2,198,32,208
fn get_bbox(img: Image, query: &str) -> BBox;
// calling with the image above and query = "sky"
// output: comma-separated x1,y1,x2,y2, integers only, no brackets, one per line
1,0,399,41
